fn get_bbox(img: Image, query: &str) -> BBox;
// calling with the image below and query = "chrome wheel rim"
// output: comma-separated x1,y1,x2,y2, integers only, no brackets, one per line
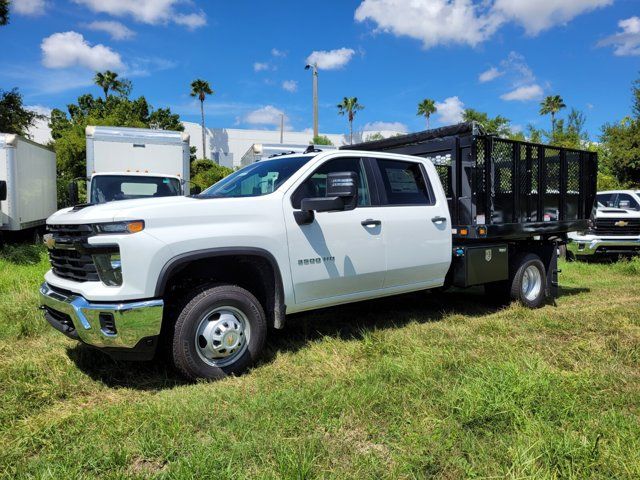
195,306,250,367
521,265,542,301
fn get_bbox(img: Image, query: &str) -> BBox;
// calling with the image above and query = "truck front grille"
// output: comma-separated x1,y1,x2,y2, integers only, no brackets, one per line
47,224,100,282
594,218,640,236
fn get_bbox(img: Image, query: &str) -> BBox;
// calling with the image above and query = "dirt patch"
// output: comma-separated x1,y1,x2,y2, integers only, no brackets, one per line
128,457,168,476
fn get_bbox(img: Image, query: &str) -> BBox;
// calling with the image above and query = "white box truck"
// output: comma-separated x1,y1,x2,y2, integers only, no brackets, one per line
81,126,191,204
0,133,57,242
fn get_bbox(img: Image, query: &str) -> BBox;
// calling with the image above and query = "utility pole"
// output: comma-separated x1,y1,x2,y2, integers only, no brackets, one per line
280,113,284,144
305,62,319,138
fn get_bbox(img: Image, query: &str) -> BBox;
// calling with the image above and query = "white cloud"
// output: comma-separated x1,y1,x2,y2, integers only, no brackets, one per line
306,48,355,70
271,48,286,57
282,80,298,93
25,105,52,117
500,51,535,86
174,12,207,30
435,96,465,125
72,0,207,29
355,0,501,48
354,0,613,48
597,16,640,56
244,106,286,126
478,66,503,83
363,121,408,133
13,0,47,15
492,0,613,36
500,84,543,101
253,62,270,72
41,31,123,70
84,20,135,40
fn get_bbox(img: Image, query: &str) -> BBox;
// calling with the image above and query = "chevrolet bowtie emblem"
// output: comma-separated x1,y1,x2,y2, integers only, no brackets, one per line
43,233,56,249
615,220,629,227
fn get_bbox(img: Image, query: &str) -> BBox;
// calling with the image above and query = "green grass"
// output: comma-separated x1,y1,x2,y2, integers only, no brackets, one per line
0,244,638,479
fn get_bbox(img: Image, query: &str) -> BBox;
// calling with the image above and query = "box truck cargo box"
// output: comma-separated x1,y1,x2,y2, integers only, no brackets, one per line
0,133,57,232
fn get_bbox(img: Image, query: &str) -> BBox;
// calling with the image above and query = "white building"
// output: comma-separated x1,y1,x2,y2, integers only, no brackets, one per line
182,122,404,169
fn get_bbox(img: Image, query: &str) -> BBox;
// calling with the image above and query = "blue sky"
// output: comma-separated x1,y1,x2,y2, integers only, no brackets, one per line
1,0,639,139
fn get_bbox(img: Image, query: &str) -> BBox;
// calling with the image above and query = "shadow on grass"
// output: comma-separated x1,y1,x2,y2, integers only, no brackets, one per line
66,345,189,391
66,284,590,390
66,288,507,390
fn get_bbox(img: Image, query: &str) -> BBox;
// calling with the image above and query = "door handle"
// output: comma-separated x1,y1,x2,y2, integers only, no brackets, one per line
431,216,447,223
361,219,381,227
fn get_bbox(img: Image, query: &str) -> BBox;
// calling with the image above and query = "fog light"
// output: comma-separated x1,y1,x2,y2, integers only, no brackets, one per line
93,253,122,286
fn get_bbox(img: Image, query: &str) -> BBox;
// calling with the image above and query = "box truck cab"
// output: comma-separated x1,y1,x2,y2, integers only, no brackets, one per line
78,126,191,205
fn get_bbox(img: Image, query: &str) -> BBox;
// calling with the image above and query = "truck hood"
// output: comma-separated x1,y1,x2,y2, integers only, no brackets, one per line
596,208,640,219
47,196,198,224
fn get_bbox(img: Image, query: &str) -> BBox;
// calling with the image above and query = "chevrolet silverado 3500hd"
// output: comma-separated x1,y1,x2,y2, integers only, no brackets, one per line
39,123,597,380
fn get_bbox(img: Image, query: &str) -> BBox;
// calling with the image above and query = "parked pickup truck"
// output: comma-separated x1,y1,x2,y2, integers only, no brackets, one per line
39,123,597,380
568,190,640,258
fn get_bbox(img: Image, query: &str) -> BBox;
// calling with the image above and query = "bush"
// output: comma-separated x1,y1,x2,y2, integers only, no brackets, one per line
312,135,333,146
192,162,233,191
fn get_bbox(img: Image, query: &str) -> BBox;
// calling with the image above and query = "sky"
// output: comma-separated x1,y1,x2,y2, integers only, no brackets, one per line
1,0,639,139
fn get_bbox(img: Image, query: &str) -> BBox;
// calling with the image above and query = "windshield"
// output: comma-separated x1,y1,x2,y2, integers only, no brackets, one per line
91,175,181,203
200,156,311,198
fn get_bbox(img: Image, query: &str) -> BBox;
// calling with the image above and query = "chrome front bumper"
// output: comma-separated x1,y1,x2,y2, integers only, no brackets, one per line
39,282,164,351
567,236,640,256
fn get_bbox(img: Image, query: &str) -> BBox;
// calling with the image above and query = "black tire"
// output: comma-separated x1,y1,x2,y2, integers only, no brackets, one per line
171,285,267,381
509,253,546,308
557,244,567,260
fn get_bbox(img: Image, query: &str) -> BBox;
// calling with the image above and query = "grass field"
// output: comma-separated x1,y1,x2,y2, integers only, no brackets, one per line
0,244,638,479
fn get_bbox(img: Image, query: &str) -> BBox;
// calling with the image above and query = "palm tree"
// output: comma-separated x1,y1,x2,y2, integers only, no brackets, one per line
539,95,566,132
1,0,9,26
337,97,364,145
94,71,125,100
416,99,437,129
190,79,214,160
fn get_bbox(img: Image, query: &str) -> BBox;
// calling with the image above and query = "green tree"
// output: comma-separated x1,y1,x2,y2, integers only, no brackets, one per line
539,95,566,132
93,71,129,100
337,97,364,145
0,0,9,26
149,108,183,131
190,79,214,160
600,117,640,187
416,98,437,129
312,135,333,146
364,132,384,142
462,108,512,137
0,88,42,137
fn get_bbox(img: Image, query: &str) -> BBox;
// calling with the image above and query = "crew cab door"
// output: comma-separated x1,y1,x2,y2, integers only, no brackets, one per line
284,157,387,304
371,157,451,288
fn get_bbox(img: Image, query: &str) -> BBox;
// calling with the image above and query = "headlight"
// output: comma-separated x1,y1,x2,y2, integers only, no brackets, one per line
93,253,122,286
94,220,145,234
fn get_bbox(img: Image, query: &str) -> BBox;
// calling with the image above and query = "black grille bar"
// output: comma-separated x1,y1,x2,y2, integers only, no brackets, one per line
46,224,114,282
594,218,640,236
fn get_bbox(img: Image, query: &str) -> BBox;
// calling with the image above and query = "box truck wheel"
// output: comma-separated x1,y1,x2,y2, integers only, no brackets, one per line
510,254,546,308
171,285,267,381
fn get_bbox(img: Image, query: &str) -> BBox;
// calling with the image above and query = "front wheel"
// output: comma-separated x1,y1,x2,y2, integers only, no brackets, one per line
171,285,267,380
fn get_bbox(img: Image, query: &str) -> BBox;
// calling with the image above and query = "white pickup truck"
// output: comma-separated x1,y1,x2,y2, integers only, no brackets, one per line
568,190,640,258
39,124,597,380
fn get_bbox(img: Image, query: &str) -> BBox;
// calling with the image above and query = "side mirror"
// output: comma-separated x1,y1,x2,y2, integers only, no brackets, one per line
0,180,6,202
68,181,79,205
191,185,202,195
295,171,358,225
